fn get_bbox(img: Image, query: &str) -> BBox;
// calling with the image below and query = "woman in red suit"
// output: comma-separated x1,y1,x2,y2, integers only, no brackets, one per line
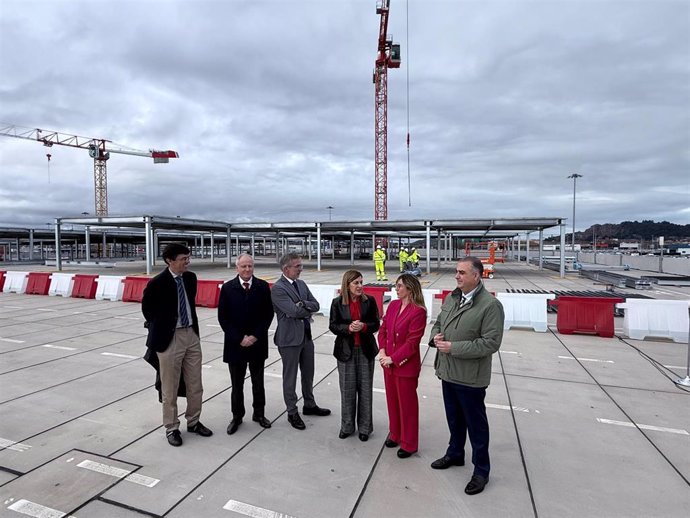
378,273,427,458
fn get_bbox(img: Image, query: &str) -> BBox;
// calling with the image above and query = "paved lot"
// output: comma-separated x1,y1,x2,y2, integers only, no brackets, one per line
0,260,688,517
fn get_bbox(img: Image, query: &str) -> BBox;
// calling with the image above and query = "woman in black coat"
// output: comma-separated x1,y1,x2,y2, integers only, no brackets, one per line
329,270,381,441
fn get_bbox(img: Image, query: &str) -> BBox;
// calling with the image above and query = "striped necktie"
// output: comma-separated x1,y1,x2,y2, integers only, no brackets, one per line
175,276,190,327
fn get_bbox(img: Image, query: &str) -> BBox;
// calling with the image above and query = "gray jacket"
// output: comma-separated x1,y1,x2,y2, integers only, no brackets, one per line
429,283,504,388
271,275,320,347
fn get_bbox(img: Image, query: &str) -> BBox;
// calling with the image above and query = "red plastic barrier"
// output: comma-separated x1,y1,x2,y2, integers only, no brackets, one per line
25,272,52,295
72,274,99,299
122,276,151,303
363,286,389,317
549,296,624,338
0,270,5,292
435,289,454,302
196,280,223,308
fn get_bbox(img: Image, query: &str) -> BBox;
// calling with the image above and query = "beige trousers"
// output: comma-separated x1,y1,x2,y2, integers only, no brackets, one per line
157,327,203,431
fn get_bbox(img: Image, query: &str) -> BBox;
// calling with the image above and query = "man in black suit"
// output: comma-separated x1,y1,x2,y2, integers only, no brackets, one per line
142,243,213,447
218,254,275,434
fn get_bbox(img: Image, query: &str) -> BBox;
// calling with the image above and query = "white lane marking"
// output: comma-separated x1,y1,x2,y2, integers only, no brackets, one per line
42,344,76,351
124,472,160,487
0,437,31,452
7,499,75,518
265,372,282,378
664,365,686,370
373,387,386,394
206,324,221,328
223,499,296,518
486,403,538,413
36,308,58,312
101,352,138,360
558,355,614,364
499,350,519,355
0,337,25,344
597,418,689,435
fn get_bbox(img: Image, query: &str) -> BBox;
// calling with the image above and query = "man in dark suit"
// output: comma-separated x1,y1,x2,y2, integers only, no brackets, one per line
142,243,213,447
218,254,274,435
271,252,330,430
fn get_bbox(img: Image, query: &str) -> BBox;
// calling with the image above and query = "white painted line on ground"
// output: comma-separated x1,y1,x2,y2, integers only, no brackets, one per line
35,308,58,312
558,355,614,364
223,499,296,518
373,387,386,394
77,459,133,478
596,418,689,435
664,365,686,370
500,350,519,355
265,372,282,378
7,499,75,518
206,324,221,328
0,337,25,344
0,437,31,452
42,344,76,351
101,352,138,360
124,472,160,488
486,403,538,413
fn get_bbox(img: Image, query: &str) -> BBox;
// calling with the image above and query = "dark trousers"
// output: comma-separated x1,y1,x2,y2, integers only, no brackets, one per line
228,359,266,419
278,340,316,415
442,380,490,478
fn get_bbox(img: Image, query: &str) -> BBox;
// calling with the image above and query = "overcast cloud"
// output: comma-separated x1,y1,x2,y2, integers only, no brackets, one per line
1,0,688,234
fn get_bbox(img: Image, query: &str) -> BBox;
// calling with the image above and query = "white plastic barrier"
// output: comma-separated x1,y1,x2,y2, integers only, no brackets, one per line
48,273,75,297
2,271,29,294
386,288,441,323
616,299,690,343
308,284,340,319
496,292,556,332
95,275,125,301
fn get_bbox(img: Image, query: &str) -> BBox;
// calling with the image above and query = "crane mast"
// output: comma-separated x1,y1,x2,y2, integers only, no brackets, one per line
0,125,178,216
373,0,400,221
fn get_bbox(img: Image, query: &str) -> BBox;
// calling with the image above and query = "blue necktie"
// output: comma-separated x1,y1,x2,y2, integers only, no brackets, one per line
176,276,190,327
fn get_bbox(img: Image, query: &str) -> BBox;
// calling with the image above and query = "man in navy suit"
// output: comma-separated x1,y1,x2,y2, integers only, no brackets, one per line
218,254,275,434
142,243,213,447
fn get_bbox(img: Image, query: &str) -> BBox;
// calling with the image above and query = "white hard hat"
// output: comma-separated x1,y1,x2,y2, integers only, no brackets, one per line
377,245,382,249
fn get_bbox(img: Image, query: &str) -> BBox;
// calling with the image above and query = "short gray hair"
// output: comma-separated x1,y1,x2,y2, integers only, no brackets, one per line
235,253,254,266
279,252,302,270
459,256,484,276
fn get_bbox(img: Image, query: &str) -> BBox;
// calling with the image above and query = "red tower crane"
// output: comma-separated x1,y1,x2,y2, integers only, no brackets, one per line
0,124,179,216
373,0,401,221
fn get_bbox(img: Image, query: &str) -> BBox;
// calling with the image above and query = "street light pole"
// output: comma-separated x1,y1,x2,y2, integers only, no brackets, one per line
326,206,334,221
567,173,583,252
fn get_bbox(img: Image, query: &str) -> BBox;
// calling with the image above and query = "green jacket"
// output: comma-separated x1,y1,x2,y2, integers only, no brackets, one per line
429,283,504,388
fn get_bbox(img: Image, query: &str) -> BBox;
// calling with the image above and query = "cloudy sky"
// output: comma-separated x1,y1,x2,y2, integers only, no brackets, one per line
1,0,688,234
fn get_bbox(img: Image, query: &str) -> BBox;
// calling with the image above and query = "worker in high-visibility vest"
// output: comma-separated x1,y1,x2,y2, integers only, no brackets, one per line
399,247,409,272
409,247,419,267
373,245,388,281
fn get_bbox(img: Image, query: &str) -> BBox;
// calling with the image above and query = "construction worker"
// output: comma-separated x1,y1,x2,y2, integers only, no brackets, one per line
409,247,419,267
399,247,409,272
373,245,388,281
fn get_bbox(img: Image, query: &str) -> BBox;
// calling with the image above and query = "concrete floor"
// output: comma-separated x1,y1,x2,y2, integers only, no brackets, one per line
0,260,688,517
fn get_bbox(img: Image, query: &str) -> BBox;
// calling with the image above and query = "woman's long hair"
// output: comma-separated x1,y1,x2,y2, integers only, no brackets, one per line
340,269,368,305
396,273,425,309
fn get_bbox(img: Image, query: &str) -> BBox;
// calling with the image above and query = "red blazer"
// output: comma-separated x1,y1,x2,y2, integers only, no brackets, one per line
378,299,427,378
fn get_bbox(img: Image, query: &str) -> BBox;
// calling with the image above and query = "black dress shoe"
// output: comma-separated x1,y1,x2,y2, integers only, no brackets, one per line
187,421,213,437
431,455,465,470
465,474,489,495
252,416,272,429
339,431,352,439
226,418,242,435
303,405,331,416
397,448,416,459
166,430,182,447
385,438,398,448
288,413,306,430
358,433,369,442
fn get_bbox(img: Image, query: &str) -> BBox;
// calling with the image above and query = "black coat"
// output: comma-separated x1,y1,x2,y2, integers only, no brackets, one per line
329,295,381,362
218,276,274,363
142,269,200,353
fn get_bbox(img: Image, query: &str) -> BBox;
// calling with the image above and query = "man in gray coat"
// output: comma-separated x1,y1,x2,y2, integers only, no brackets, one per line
271,252,331,430
429,256,504,495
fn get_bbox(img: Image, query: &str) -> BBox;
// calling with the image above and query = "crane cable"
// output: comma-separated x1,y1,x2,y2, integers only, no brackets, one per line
406,0,411,207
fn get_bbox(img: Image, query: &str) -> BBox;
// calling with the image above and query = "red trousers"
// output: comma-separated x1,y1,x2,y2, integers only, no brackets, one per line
384,372,419,452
